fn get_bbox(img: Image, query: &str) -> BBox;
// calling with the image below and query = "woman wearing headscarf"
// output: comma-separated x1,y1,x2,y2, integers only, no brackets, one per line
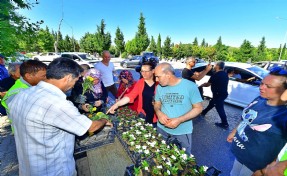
71,68,108,113
116,70,138,111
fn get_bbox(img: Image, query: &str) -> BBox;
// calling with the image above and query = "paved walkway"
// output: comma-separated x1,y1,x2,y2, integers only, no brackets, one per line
0,116,18,176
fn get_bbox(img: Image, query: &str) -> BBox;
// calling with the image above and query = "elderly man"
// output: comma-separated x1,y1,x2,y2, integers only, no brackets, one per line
0,54,9,81
8,57,111,176
200,61,229,129
0,62,21,115
227,67,287,176
154,63,203,155
94,50,117,99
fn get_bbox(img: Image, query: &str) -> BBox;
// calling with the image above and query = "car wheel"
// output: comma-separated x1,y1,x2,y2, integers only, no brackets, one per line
122,63,128,68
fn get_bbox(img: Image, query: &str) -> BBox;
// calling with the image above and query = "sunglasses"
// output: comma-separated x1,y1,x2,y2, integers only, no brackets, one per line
269,67,287,76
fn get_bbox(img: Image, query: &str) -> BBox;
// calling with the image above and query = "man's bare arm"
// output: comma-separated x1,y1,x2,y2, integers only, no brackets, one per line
154,101,170,125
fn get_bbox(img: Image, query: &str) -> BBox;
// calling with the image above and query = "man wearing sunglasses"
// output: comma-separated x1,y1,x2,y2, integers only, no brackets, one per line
226,67,287,176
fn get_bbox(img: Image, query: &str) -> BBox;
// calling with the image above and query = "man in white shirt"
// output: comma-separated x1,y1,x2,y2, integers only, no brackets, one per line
94,50,117,99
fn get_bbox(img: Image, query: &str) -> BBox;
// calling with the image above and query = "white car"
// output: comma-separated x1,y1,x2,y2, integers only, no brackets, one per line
193,62,269,108
33,52,60,62
61,52,100,68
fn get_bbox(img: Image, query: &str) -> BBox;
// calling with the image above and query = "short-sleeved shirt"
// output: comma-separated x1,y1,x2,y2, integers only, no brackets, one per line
155,79,202,135
208,70,229,98
94,62,115,87
231,97,287,172
8,81,92,176
181,68,195,83
0,64,9,81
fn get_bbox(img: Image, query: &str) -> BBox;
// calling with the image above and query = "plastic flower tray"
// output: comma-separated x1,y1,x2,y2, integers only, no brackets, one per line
74,125,116,154
124,164,222,176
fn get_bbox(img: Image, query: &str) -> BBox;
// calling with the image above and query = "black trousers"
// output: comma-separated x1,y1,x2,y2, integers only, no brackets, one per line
202,95,228,125
105,84,118,99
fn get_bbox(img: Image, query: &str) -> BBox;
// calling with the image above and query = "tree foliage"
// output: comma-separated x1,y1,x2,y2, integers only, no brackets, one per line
134,13,150,53
156,34,162,57
162,36,172,58
93,19,112,54
148,36,157,54
114,27,125,57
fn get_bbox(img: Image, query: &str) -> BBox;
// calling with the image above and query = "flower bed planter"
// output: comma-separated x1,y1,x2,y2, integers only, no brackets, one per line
115,106,222,176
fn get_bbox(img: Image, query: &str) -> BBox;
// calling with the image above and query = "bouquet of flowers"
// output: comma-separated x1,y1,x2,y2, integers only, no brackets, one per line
82,76,94,95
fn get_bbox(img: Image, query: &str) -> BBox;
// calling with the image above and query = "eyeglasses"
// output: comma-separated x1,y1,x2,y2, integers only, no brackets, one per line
140,70,151,73
269,67,287,76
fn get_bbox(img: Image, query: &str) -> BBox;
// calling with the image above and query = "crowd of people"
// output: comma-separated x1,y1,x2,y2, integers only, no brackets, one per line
0,52,287,175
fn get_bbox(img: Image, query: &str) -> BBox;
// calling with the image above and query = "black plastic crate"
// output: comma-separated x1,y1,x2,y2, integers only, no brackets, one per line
124,164,221,176
74,126,116,154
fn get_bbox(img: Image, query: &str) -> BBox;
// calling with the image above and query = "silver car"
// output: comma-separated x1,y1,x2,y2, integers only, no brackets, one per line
193,62,269,108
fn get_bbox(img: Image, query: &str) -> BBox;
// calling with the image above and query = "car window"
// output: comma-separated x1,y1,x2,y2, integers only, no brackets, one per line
73,55,80,61
225,66,261,86
61,54,72,59
246,66,269,78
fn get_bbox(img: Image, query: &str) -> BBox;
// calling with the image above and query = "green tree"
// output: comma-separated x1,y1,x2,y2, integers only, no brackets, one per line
255,37,267,62
192,37,198,46
214,36,228,61
37,26,55,52
280,43,287,61
201,38,206,47
162,36,172,58
114,27,125,57
0,0,42,55
148,36,157,53
93,19,112,54
80,32,95,53
236,39,255,62
125,39,138,55
134,13,150,53
156,34,162,57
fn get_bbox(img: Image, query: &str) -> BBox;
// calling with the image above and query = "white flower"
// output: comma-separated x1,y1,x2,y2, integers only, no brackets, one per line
162,156,166,161
156,149,160,153
119,122,122,126
190,154,194,158
166,160,171,166
182,147,186,151
130,141,135,146
135,130,142,135
181,154,187,161
138,149,143,153
167,170,171,175
157,165,163,169
123,132,128,135
158,133,162,137
144,134,149,138
203,166,208,172
152,135,155,139
144,149,150,154
140,126,145,131
130,127,134,129
161,140,166,144
150,141,156,148
142,145,147,150
171,155,176,160
135,145,141,149
145,167,148,171
167,145,170,149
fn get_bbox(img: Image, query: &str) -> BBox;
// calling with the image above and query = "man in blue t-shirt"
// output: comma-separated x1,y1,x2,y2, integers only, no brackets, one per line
154,63,203,155
200,61,229,129
227,68,287,176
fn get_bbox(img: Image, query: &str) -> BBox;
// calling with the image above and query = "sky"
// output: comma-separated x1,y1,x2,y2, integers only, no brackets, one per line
20,0,287,48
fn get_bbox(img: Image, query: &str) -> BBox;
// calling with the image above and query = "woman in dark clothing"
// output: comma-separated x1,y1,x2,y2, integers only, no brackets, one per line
70,68,108,113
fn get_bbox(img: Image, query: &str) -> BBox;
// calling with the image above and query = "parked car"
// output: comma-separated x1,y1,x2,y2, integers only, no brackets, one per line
193,62,269,108
181,57,206,63
61,52,100,68
120,55,142,68
32,52,60,62
253,61,287,71
6,52,31,65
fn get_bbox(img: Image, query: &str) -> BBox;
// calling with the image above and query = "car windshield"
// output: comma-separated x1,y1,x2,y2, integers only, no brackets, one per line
78,54,94,60
144,53,153,57
247,66,269,78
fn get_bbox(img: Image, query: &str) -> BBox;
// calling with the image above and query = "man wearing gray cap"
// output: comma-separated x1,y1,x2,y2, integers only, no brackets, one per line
0,54,9,81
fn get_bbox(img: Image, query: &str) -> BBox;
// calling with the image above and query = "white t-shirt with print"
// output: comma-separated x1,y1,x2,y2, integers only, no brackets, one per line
94,61,115,87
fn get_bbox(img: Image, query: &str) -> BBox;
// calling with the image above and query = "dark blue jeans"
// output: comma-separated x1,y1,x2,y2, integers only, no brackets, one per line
202,95,228,125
